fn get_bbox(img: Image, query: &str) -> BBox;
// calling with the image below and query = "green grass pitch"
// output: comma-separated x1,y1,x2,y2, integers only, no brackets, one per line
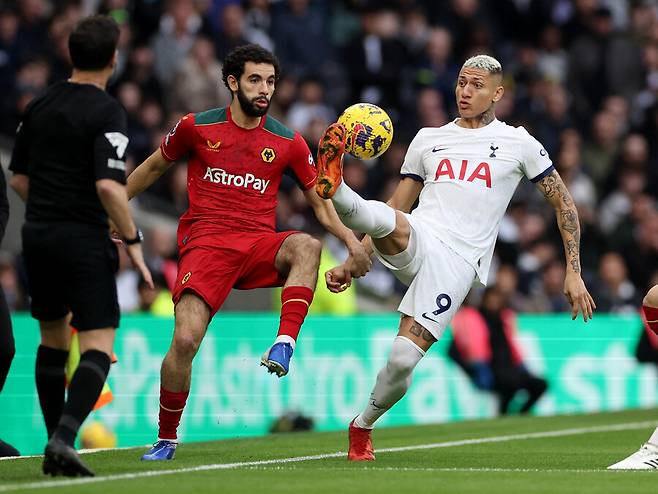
2,408,658,493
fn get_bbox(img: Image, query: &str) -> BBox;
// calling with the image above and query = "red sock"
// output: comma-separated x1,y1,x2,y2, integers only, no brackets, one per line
158,387,189,441
643,305,658,335
278,286,314,341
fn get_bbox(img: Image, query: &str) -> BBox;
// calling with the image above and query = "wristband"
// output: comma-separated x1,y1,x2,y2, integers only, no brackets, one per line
125,229,143,245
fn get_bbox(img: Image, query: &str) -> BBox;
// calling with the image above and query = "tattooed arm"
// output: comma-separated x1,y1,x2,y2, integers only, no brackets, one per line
536,170,596,321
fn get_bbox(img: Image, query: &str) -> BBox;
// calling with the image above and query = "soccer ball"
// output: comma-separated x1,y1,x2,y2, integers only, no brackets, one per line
80,421,117,449
337,103,393,159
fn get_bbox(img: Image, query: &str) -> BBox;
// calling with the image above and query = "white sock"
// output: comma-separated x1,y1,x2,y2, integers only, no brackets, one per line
331,182,396,238
648,426,658,446
354,336,425,429
274,334,296,350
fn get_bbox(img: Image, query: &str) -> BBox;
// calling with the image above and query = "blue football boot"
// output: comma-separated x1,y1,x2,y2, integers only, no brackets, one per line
260,342,293,377
141,440,177,461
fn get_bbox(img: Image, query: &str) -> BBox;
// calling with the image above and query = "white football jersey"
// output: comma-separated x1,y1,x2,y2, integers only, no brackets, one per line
400,118,553,285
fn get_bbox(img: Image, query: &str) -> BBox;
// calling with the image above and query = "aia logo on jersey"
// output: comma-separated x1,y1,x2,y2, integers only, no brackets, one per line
308,153,315,167
434,158,492,188
206,139,221,151
261,147,276,163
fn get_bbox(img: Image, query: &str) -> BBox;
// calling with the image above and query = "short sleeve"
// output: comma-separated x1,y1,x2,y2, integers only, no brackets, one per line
160,113,195,162
288,132,317,190
519,127,554,182
9,119,31,175
400,130,426,182
94,102,129,183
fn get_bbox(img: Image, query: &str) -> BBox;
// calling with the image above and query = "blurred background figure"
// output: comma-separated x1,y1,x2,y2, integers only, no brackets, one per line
449,281,548,415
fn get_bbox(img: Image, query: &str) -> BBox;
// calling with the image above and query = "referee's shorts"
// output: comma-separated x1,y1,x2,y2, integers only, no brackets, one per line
22,222,120,330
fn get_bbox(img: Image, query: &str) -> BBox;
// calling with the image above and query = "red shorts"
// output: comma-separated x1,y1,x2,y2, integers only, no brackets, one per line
172,230,298,315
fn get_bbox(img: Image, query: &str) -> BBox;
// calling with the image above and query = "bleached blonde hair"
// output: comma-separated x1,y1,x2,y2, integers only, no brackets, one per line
462,55,503,77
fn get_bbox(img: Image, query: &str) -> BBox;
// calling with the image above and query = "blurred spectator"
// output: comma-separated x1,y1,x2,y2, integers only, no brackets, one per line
151,0,202,85
594,251,639,313
145,225,178,291
533,83,572,157
170,36,230,113
449,283,548,415
414,27,458,109
211,3,250,60
536,24,568,84
244,0,274,52
582,110,623,193
524,260,572,313
598,168,646,235
555,129,596,223
286,76,335,136
114,43,163,101
0,5,24,94
271,0,332,78
137,274,174,316
343,5,407,115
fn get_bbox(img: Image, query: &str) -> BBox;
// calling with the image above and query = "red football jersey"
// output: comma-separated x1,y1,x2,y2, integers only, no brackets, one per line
160,107,317,244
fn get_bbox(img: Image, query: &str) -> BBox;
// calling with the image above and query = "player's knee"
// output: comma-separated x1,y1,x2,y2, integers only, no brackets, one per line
644,285,658,307
294,235,322,264
171,332,202,360
386,352,417,378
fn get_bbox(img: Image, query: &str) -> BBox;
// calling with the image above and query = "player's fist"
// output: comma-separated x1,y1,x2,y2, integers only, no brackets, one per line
325,264,352,293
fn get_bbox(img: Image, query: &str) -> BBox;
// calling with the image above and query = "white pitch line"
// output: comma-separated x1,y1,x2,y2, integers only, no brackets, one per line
245,466,652,474
0,445,150,462
0,420,655,492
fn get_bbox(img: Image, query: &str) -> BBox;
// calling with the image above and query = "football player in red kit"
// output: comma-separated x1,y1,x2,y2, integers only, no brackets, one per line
127,44,370,460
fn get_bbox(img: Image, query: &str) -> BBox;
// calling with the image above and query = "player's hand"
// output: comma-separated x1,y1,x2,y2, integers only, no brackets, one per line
125,243,154,290
325,264,352,293
346,242,372,278
108,219,122,245
564,271,596,322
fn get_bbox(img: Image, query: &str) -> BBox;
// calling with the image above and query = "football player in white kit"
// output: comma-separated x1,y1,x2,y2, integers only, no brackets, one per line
315,54,596,461
608,283,658,470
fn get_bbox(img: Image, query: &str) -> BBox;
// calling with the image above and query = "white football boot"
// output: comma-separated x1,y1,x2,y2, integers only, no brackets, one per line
608,443,658,470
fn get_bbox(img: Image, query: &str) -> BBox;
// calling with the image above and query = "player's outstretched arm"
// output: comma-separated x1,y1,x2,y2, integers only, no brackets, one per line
126,148,173,200
303,187,372,278
535,169,596,321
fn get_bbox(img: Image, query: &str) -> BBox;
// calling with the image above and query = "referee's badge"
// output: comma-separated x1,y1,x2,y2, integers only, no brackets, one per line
182,272,192,284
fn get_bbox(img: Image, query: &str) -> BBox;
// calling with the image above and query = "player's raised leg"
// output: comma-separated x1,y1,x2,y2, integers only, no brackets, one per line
316,124,398,241
349,316,434,461
261,233,321,377
141,293,210,460
608,286,658,469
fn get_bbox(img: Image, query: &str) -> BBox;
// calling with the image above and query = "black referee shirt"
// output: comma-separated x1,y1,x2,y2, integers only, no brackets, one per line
9,81,128,228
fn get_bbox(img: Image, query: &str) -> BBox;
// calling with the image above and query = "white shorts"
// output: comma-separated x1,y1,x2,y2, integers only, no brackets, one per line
372,214,476,340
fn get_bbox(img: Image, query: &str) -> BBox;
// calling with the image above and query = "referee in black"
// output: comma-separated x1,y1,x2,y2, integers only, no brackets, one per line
9,15,152,477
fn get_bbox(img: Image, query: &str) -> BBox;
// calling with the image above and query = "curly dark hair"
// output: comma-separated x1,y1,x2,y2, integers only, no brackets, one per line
221,44,280,91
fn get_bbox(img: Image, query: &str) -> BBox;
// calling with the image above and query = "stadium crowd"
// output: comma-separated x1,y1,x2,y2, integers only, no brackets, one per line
1,0,657,315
